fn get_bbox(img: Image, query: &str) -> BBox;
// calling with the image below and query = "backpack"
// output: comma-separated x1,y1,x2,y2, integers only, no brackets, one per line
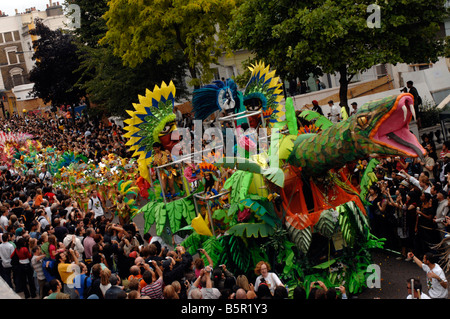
83,275,93,299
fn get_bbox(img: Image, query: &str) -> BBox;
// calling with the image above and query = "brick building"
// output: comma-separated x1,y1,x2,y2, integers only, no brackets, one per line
0,2,66,118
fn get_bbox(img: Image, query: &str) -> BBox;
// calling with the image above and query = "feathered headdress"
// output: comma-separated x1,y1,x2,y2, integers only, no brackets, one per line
123,81,177,160
243,61,284,125
192,79,239,120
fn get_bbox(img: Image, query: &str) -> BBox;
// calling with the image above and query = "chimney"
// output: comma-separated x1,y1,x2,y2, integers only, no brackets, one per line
49,0,53,7
15,9,18,14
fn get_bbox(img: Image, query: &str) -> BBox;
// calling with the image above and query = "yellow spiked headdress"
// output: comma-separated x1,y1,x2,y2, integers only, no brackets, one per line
123,81,177,160
243,61,284,125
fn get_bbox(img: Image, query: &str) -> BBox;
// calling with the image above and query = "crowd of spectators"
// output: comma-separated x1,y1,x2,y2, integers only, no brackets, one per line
359,139,450,261
1,109,446,300
0,112,300,300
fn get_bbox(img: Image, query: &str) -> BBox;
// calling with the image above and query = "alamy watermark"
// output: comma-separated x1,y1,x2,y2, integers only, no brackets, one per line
169,120,276,166
66,4,81,29
367,4,381,29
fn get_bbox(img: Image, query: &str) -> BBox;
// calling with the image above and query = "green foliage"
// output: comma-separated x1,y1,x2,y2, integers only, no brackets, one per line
139,197,196,235
102,0,237,85
286,223,312,254
68,0,188,117
229,0,449,106
228,0,322,82
29,19,85,106
223,170,253,203
227,222,274,238
299,110,333,130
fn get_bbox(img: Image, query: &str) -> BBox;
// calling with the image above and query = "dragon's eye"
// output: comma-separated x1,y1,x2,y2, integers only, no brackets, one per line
357,116,369,128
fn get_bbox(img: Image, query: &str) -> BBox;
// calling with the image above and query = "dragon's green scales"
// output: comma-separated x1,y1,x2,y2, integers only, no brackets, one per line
287,93,425,176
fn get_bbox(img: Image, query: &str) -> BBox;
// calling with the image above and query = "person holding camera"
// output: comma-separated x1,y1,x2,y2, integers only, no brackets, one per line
407,252,448,299
254,261,284,295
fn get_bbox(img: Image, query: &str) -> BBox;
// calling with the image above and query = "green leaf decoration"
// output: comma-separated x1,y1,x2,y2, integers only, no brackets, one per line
201,237,224,266
299,109,333,130
262,167,285,187
315,209,338,238
286,222,312,254
181,233,207,256
240,197,280,227
217,235,252,274
139,201,158,233
285,97,298,135
154,202,167,236
166,201,182,234
139,196,196,235
337,204,354,246
227,222,274,238
223,170,253,203
313,258,337,269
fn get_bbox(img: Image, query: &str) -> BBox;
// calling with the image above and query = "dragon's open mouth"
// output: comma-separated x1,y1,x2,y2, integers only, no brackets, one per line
370,94,426,160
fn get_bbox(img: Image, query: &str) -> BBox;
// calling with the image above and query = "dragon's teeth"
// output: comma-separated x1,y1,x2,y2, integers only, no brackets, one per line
402,105,407,122
410,103,416,122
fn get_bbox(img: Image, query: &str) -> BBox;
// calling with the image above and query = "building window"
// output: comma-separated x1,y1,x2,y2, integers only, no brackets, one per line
3,32,13,42
4,46,18,65
10,67,24,87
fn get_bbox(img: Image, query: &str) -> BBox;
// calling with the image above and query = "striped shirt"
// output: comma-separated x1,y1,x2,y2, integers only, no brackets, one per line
140,277,163,299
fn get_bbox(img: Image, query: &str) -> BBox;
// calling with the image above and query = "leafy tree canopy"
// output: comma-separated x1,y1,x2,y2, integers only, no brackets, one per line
29,19,85,106
229,0,449,108
100,0,237,86
64,0,188,116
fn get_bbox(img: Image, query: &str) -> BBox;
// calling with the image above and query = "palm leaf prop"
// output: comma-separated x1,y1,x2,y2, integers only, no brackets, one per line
337,201,370,246
201,237,224,266
216,235,253,274
299,110,333,130
239,195,280,227
223,170,253,203
227,222,274,238
315,209,339,239
181,232,207,256
139,196,196,235
284,97,298,135
286,222,312,254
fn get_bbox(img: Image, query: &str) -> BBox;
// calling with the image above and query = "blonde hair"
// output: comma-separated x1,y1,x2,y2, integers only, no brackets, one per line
236,275,250,291
163,285,179,299
171,280,181,293
100,268,112,285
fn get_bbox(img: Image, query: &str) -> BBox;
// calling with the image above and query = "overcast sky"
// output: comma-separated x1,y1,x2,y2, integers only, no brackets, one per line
0,0,55,16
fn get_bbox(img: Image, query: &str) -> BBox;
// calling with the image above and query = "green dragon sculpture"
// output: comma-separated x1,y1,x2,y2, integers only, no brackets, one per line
288,93,425,176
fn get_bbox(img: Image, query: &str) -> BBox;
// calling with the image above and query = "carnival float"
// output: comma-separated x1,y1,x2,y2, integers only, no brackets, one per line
121,60,427,297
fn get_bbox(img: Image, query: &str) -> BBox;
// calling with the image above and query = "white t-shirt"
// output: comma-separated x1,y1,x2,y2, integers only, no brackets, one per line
254,272,283,294
329,105,341,123
422,263,448,299
0,215,9,231
88,196,104,218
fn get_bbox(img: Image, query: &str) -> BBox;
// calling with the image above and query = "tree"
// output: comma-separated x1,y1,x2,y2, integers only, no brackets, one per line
100,0,237,87
29,19,85,107
292,0,448,113
228,0,322,89
229,0,449,113
65,0,189,116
